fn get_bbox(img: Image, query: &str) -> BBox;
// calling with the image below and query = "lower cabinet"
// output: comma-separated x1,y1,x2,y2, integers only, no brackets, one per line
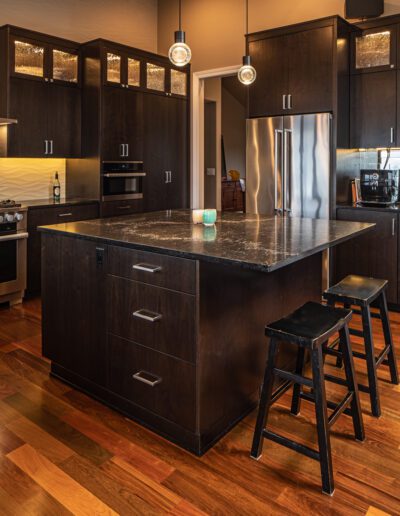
100,199,143,218
334,207,398,305
27,202,99,295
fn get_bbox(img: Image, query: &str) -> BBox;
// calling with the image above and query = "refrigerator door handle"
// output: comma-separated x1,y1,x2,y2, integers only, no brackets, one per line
274,129,283,215
283,129,292,215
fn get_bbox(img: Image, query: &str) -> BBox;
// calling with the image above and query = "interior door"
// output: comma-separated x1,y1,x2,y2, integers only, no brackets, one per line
248,35,289,117
167,97,188,210
143,93,169,211
8,77,48,157
287,26,334,114
284,113,331,219
246,116,283,216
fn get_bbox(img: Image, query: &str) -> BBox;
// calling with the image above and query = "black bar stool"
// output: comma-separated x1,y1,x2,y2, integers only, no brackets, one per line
251,301,365,496
323,275,399,418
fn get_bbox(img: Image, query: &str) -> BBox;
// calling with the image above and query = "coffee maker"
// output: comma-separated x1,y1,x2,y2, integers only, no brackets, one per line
360,169,400,206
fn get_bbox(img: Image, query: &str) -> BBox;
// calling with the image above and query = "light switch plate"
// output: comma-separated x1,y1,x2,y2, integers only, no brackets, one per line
207,168,216,176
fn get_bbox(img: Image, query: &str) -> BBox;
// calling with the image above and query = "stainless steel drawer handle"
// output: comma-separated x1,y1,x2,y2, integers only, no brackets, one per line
132,263,162,273
58,213,73,217
132,371,162,387
133,309,162,322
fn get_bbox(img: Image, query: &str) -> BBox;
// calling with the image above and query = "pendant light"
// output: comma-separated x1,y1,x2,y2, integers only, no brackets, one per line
169,0,191,67
238,0,256,85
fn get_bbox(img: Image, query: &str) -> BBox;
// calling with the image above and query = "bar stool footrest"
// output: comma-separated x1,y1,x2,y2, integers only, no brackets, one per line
376,346,390,367
299,391,353,418
328,392,354,428
262,429,320,461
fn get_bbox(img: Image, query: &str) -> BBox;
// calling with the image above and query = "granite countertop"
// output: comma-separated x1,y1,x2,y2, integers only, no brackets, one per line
337,203,400,213
22,197,99,209
39,210,374,273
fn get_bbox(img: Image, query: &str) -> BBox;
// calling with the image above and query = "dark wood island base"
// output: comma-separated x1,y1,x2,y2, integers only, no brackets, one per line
42,232,322,455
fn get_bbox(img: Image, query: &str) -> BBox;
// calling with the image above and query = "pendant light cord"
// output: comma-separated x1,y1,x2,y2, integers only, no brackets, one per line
244,0,249,52
179,0,182,31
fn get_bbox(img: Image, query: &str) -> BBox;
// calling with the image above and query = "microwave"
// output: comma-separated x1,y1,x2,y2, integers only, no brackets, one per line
102,161,146,201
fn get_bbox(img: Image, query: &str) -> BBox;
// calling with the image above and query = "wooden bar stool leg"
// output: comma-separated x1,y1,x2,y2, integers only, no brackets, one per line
251,338,279,460
378,292,399,385
361,305,381,418
311,345,334,495
339,325,365,442
291,346,306,416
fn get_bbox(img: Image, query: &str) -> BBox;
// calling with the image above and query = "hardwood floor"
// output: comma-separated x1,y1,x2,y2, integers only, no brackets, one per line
0,297,399,515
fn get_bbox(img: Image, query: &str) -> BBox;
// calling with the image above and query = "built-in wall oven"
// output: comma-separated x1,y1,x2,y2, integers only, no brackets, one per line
102,162,146,201
0,202,28,305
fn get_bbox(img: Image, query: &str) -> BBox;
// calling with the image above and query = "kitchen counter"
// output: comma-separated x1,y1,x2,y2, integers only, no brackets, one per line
22,197,99,209
39,210,373,455
39,210,373,273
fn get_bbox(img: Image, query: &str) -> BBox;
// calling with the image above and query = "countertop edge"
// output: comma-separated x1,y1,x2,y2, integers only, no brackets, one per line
38,222,374,273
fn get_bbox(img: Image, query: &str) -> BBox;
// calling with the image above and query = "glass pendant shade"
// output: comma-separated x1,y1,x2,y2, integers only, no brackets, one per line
169,30,191,67
238,55,256,85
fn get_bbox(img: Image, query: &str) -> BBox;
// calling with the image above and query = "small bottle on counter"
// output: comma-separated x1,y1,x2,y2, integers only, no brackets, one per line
53,172,61,202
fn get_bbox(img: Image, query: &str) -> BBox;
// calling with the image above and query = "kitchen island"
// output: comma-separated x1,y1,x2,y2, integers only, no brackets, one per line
39,210,373,455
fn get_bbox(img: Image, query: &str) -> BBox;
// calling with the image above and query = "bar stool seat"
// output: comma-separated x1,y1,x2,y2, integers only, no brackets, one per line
324,275,387,307
323,275,399,418
251,301,365,496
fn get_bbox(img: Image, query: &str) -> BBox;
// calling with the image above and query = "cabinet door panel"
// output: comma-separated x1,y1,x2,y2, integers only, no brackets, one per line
42,235,107,385
124,90,143,161
143,93,169,211
167,97,188,209
8,78,48,157
248,35,288,117
351,71,396,148
335,209,398,304
288,26,333,114
48,83,80,157
102,87,125,160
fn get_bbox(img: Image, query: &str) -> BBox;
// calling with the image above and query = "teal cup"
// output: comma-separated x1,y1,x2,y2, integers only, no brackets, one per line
203,209,217,226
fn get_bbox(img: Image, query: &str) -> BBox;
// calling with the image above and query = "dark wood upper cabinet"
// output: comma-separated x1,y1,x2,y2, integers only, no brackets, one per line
248,19,342,118
351,25,397,74
0,25,81,158
335,208,398,305
350,70,397,148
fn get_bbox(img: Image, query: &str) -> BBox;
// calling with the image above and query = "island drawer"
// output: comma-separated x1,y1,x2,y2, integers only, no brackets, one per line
108,334,196,431
108,275,196,363
108,246,197,294
28,203,99,228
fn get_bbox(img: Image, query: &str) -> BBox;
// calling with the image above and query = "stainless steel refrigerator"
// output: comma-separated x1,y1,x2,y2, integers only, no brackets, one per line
246,113,332,219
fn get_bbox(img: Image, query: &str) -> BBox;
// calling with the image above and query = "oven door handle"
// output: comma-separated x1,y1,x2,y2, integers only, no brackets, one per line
103,172,147,178
0,231,29,242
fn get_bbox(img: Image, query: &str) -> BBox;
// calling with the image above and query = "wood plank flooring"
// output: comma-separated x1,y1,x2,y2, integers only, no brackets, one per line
0,297,399,515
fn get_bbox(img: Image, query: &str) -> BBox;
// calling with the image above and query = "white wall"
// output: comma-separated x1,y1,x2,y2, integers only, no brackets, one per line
0,0,158,51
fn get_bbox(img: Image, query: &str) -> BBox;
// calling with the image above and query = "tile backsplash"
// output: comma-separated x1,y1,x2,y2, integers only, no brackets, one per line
0,159,66,201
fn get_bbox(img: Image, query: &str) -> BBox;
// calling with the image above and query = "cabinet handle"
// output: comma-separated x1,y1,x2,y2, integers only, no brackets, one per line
120,144,125,157
49,140,54,155
117,205,132,209
288,94,292,110
125,143,129,157
44,140,48,155
169,171,172,183
132,371,162,387
133,309,162,322
50,78,54,83
44,77,49,82
58,212,73,217
165,171,169,183
390,128,395,144
392,218,396,237
282,94,287,110
132,263,162,273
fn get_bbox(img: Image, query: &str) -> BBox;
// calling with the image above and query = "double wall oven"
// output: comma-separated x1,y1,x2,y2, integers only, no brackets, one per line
102,161,146,201
0,202,28,305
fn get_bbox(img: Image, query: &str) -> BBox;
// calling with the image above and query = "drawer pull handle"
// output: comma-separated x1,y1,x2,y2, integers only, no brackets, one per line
132,371,162,387
58,212,73,217
133,309,162,322
133,263,162,273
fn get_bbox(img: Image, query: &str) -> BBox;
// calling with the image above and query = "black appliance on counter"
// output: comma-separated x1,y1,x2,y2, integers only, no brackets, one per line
102,161,146,201
360,169,400,207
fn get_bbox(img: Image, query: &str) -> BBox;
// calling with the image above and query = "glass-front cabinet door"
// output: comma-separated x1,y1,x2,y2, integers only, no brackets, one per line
106,52,122,85
352,26,397,72
170,69,187,97
52,49,78,83
146,62,166,92
13,38,45,78
127,57,141,88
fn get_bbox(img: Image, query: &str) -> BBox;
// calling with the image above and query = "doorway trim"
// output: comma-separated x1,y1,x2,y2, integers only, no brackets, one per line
191,65,241,209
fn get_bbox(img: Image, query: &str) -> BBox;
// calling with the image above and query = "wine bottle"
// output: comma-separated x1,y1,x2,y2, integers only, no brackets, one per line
53,172,61,202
